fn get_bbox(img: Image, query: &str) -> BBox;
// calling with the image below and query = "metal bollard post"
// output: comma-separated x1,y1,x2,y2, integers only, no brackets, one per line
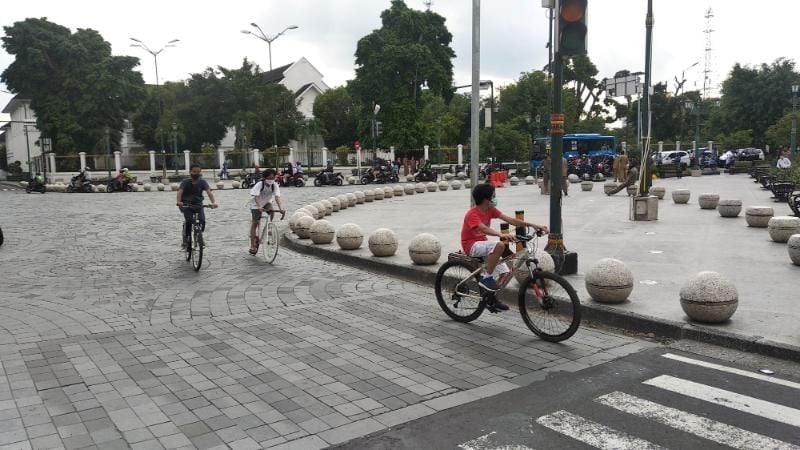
515,210,525,252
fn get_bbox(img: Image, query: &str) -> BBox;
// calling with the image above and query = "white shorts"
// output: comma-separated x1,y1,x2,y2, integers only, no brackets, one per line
469,241,510,277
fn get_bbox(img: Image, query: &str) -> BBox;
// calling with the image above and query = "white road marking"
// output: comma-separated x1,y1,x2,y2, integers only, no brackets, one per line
644,375,800,428
536,410,665,450
458,431,534,450
661,353,800,390
597,391,800,450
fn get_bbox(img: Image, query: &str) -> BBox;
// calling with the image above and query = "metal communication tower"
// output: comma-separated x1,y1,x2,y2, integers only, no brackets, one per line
423,0,433,11
702,8,715,99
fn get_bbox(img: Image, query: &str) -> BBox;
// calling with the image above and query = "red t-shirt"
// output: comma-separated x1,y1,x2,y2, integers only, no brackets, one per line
461,207,502,254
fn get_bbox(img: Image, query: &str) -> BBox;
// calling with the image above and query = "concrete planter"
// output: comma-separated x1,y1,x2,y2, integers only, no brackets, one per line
585,258,634,304
603,182,618,195
368,228,398,257
768,216,800,243
580,181,593,192
680,271,738,323
310,219,335,244
788,234,800,265
698,193,720,210
672,189,691,204
649,186,666,199
408,233,442,265
336,223,364,250
717,199,742,218
525,176,535,185
745,206,773,228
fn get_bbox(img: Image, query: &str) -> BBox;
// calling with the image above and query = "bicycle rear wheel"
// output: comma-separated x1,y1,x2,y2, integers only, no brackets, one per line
261,222,279,264
518,271,581,342
191,228,204,271
434,261,485,323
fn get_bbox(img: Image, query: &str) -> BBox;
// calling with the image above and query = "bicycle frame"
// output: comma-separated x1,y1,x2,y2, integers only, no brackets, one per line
452,236,543,299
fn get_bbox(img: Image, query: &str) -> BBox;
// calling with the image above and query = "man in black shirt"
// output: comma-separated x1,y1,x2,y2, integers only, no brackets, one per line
176,164,218,248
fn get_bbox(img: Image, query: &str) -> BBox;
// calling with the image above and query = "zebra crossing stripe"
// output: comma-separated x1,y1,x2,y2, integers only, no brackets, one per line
536,410,665,450
643,375,800,428
662,353,800,390
458,431,535,450
596,391,800,450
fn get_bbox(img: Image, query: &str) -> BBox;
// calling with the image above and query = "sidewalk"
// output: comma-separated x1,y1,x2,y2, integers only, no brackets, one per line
286,174,800,360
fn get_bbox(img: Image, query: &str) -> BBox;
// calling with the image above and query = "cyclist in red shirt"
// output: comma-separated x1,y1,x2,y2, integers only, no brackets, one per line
461,184,548,309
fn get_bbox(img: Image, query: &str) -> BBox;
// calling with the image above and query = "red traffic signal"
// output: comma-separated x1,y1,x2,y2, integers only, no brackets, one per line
558,0,587,56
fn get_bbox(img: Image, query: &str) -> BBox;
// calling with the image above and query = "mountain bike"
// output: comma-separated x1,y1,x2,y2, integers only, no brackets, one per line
252,208,286,264
182,204,211,271
434,229,581,342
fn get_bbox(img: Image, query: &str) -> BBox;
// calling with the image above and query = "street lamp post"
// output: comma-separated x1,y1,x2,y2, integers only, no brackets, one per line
130,37,179,179
791,84,798,158
241,24,299,71
172,123,178,174
479,80,494,158
104,126,111,179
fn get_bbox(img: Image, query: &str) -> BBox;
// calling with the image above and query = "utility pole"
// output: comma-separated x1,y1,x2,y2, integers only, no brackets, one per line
639,0,653,196
469,0,481,195
104,126,111,179
792,84,798,158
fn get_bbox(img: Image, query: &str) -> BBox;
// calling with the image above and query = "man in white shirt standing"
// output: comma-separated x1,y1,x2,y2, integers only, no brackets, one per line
249,168,283,255
777,150,792,172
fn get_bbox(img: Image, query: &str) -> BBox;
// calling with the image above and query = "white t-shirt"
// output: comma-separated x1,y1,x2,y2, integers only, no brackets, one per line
777,157,792,169
249,181,280,209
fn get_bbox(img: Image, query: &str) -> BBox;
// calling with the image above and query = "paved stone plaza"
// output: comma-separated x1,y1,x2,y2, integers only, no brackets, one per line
0,186,649,449
287,173,799,349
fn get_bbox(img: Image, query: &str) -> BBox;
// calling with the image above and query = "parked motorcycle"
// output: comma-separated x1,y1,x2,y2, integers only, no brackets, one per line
414,169,438,182
107,180,133,192
314,171,344,186
67,175,94,193
241,172,261,189
361,168,398,185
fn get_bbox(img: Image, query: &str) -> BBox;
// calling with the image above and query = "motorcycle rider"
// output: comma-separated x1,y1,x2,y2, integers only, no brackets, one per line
113,168,134,191
320,160,334,184
32,172,45,187
79,167,92,188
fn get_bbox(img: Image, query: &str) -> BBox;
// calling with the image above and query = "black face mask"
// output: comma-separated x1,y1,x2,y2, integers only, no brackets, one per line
191,174,201,180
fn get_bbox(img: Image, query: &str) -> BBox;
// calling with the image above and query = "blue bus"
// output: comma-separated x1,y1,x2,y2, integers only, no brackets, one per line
531,134,617,171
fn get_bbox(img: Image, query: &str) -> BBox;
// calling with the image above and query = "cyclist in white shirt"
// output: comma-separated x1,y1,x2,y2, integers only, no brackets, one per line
249,169,283,254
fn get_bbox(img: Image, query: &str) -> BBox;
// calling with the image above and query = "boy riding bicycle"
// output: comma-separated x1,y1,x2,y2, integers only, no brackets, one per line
461,184,548,310
249,168,284,255
176,164,218,249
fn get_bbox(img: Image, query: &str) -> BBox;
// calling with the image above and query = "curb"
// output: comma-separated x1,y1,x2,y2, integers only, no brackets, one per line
284,233,800,363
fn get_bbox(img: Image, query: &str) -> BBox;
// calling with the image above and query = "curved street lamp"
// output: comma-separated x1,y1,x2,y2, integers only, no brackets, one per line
240,24,299,70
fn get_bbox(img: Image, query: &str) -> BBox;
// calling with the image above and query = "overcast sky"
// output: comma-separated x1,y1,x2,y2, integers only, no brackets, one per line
2,0,799,122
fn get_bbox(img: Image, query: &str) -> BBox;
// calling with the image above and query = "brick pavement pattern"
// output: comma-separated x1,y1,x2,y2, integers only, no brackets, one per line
0,187,646,449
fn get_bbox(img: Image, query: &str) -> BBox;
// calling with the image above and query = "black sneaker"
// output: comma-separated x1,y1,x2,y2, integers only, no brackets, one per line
485,295,510,312
479,276,499,292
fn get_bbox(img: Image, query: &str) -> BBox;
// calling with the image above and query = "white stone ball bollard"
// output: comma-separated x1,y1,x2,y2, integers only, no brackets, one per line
310,219,336,244
363,190,375,202
745,206,773,228
603,182,618,195
438,181,450,191
156,183,165,191
680,271,738,323
345,193,357,207
414,183,426,193
649,186,666,199
319,199,334,216
768,216,800,243
717,199,742,218
348,176,357,185
215,181,225,190
585,258,634,304
405,175,415,182
295,216,315,239
509,176,520,186
444,173,454,181
336,223,364,250
289,211,311,233
368,228,398,257
408,233,442,265
568,174,580,184
513,249,555,283
525,176,535,185
383,186,394,198
451,180,462,190
580,180,593,192
354,191,366,204
337,194,349,209
171,183,181,191
404,184,416,195
698,193,720,210
134,184,144,192
143,183,152,192
304,205,322,220
464,179,472,188
97,184,107,193
788,234,800,266
393,185,405,196
373,188,385,200
426,182,438,192
672,189,691,204
231,180,241,189
312,202,327,218
457,172,467,180
327,197,341,212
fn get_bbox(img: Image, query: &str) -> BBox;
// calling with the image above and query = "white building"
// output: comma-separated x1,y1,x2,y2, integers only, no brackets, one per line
1,96,47,173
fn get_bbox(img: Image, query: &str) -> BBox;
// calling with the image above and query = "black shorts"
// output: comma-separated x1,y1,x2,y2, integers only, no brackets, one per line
251,204,273,222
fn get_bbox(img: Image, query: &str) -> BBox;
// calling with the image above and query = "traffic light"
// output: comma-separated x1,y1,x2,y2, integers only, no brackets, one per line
376,121,383,137
557,0,587,56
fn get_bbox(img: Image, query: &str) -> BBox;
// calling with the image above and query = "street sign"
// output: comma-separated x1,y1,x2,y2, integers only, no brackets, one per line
603,75,641,98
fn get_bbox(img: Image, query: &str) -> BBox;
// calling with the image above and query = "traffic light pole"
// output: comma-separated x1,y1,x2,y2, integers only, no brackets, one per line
545,52,567,265
639,0,654,196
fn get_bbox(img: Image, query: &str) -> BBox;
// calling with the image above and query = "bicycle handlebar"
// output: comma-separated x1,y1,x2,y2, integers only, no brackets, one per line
261,208,287,220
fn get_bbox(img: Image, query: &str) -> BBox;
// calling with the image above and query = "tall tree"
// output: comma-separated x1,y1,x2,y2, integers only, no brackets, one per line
1,18,145,154
313,86,359,150
350,0,455,149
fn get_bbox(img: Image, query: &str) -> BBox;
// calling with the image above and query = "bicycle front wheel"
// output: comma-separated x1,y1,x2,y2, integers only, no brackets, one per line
434,261,485,323
261,222,279,264
518,271,581,342
191,229,204,271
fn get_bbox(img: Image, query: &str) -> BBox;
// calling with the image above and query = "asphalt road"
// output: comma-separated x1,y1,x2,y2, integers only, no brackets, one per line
337,346,800,449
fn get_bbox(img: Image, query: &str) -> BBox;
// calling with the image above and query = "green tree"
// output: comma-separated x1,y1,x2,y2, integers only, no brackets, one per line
350,0,455,149
313,86,359,149
1,18,145,154
765,112,798,150
479,122,528,161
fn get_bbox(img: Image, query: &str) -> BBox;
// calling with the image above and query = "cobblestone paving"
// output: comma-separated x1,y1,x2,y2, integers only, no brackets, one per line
0,187,649,449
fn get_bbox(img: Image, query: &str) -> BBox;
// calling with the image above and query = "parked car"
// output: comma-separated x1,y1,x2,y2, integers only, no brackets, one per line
653,151,691,166
736,148,765,161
